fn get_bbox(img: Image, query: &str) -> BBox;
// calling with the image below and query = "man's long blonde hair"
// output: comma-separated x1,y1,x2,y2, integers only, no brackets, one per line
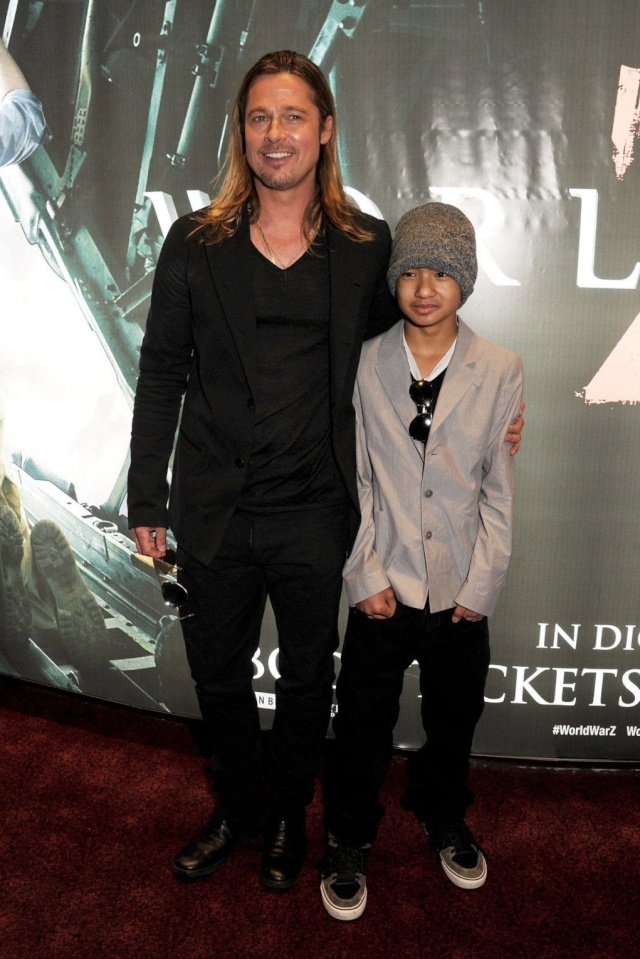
191,50,374,244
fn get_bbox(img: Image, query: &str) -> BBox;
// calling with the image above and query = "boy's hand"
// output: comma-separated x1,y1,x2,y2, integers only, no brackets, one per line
505,401,525,455
356,587,397,620
452,605,485,623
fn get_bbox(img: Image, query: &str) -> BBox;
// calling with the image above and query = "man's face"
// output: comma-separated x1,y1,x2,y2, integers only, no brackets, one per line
244,72,333,195
396,268,462,332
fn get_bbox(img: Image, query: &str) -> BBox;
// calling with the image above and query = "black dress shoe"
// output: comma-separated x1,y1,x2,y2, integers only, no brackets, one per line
260,818,307,891
172,815,238,881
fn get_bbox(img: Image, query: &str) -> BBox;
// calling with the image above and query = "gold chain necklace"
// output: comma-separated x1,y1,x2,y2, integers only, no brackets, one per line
255,221,304,270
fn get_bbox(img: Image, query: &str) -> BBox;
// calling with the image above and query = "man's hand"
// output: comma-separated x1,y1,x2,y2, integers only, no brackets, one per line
132,526,167,558
452,605,485,624
505,401,525,455
356,587,397,620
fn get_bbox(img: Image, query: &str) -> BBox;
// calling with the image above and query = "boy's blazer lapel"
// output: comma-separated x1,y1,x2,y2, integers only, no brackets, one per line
375,323,424,460
428,320,481,441
374,319,482,453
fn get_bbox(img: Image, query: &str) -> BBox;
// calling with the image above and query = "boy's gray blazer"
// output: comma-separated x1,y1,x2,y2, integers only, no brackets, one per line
343,318,524,617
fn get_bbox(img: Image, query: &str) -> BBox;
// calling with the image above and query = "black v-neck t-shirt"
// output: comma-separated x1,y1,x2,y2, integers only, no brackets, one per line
238,239,348,511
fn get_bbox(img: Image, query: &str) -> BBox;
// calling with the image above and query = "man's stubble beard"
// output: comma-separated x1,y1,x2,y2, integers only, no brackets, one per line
252,166,299,192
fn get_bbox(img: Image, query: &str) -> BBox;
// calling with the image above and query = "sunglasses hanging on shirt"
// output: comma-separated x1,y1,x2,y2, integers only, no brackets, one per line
409,377,434,444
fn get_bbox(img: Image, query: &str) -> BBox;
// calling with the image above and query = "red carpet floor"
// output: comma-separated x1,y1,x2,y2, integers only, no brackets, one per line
0,676,636,959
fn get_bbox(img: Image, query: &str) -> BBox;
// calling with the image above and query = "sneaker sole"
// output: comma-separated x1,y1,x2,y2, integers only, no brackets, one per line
440,852,487,889
320,882,367,921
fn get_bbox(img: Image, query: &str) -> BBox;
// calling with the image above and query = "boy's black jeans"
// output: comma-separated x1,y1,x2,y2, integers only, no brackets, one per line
325,601,490,846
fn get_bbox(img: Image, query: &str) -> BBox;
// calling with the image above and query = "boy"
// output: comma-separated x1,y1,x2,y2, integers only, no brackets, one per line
319,203,524,920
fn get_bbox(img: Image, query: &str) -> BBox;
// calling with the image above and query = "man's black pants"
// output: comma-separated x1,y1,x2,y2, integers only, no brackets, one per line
178,505,350,829
325,602,490,845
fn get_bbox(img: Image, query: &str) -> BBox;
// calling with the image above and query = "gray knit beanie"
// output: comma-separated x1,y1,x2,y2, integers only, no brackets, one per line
386,202,478,305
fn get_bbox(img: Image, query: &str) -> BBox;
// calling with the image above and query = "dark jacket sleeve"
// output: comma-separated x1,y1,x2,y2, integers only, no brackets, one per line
127,215,197,529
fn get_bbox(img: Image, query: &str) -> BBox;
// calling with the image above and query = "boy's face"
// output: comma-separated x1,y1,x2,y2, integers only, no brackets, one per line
396,268,461,333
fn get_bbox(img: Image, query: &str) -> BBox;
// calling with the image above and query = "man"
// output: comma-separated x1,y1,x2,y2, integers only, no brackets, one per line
128,50,523,893
0,38,47,167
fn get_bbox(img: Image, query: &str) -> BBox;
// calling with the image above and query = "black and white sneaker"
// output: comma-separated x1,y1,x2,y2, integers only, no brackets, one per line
319,838,369,920
424,818,487,889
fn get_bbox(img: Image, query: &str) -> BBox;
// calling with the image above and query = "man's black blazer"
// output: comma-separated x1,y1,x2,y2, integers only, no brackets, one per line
128,209,395,566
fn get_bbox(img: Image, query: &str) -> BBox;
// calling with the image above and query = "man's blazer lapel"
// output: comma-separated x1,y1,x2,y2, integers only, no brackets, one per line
327,224,371,408
203,217,258,393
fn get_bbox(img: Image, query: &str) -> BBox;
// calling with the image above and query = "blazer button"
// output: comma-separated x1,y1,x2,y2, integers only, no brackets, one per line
425,530,432,539
235,457,245,468
424,489,433,498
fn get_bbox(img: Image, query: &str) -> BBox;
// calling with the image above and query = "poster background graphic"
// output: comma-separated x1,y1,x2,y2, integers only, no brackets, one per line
1,0,640,760
612,64,640,181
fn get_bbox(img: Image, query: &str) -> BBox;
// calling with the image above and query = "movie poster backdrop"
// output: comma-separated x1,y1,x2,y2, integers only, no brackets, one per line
1,0,639,761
